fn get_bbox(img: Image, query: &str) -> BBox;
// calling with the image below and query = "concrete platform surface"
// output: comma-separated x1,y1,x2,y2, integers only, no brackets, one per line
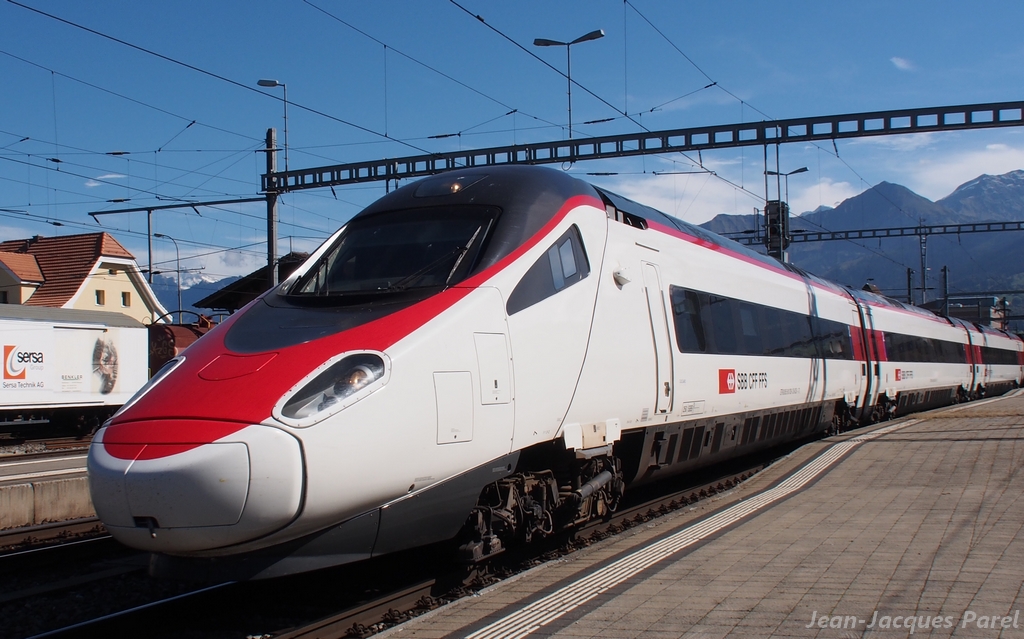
383,391,1024,639
0,453,92,528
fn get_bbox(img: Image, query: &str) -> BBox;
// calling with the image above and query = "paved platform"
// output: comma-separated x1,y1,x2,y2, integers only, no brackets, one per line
383,391,1024,639
0,453,92,529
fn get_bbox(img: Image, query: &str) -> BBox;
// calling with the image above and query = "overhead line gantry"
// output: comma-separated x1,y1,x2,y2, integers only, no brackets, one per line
262,100,1024,192
726,220,1024,246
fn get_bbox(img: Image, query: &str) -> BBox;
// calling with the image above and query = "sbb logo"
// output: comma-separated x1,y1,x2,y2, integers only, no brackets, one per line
719,369,736,394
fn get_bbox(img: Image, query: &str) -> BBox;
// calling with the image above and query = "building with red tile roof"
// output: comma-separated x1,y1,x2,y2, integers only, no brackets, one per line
0,232,168,324
0,251,44,304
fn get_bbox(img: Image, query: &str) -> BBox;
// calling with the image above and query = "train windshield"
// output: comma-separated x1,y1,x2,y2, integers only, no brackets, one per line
288,206,499,297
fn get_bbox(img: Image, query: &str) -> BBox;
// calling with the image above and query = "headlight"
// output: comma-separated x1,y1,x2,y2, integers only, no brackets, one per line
276,353,387,426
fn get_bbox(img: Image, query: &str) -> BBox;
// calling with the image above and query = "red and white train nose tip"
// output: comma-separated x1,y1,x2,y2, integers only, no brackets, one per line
87,420,304,553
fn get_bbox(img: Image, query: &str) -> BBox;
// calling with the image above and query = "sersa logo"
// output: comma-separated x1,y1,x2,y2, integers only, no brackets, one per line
719,369,736,394
4,345,26,380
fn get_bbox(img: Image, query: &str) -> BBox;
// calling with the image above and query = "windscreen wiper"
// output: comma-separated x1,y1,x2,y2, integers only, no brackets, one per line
385,245,467,292
387,225,484,292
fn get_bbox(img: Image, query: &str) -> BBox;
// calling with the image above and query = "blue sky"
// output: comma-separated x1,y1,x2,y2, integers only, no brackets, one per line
2,0,1024,284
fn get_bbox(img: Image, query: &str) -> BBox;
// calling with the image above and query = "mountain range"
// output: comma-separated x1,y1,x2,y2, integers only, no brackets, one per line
150,273,240,321
151,170,1024,320
701,170,1024,307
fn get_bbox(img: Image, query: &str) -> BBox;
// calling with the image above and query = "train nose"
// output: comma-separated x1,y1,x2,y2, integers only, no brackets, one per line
87,420,304,553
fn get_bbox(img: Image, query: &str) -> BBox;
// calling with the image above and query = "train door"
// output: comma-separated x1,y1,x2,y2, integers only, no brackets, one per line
965,329,979,395
641,262,674,414
505,218,606,451
977,333,991,392
854,302,882,421
850,309,863,399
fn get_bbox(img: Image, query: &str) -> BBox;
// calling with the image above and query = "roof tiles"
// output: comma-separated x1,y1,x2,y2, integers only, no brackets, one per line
0,232,136,308
0,251,44,282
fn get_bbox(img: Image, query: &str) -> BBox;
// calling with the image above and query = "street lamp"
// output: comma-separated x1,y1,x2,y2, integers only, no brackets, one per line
154,233,181,323
533,29,604,140
257,79,288,172
765,166,808,204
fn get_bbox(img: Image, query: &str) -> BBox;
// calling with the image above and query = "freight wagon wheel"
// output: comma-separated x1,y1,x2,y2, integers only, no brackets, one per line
92,336,119,395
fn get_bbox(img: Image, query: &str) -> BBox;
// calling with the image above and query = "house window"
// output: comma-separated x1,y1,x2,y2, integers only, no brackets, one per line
121,291,131,307
0,291,8,304
95,290,106,306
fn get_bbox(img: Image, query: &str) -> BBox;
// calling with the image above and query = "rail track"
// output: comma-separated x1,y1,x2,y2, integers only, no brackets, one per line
0,518,107,554
0,435,92,459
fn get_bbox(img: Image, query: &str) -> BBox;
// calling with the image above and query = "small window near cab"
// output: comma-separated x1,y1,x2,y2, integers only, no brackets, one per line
669,287,706,352
506,225,590,315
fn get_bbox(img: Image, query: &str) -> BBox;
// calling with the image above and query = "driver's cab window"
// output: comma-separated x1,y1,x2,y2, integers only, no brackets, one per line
506,225,589,315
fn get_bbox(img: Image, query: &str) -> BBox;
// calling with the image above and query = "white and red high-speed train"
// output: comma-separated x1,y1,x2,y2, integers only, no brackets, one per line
88,166,1024,579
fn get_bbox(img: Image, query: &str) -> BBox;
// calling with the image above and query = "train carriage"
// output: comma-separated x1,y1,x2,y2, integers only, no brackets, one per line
87,165,1023,580
971,322,1024,397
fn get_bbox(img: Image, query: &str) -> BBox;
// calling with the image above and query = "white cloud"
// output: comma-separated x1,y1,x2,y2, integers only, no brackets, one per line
599,170,763,225
890,56,915,71
791,178,861,215
84,173,127,188
849,132,936,152
900,142,1024,200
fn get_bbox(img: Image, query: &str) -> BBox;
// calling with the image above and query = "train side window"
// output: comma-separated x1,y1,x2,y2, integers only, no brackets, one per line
760,307,786,356
669,286,706,353
708,295,738,354
783,313,815,358
811,316,853,360
506,225,590,315
738,302,762,355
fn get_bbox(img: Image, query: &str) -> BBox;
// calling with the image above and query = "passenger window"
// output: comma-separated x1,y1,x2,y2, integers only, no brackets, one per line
506,225,590,315
670,287,706,352
708,295,738,354
738,302,762,355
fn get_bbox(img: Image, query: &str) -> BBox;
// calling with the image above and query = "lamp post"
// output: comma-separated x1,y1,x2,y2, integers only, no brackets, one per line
765,166,808,204
154,233,181,323
533,29,604,140
257,79,288,172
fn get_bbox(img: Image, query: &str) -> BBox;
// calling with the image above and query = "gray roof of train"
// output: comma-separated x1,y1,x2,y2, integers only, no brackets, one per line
0,305,146,328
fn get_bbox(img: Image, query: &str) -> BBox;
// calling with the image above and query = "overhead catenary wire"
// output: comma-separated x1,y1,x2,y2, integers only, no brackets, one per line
0,48,264,145
0,126,263,194
0,153,249,206
301,0,563,135
0,208,266,257
5,0,434,156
